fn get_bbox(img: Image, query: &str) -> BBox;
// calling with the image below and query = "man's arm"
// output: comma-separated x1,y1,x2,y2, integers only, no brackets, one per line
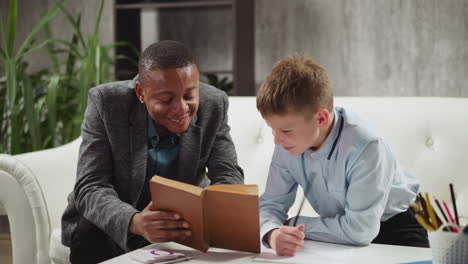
205,93,244,184
73,88,139,250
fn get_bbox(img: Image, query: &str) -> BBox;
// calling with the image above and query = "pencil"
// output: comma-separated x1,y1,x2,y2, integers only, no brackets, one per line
434,197,453,232
424,192,439,229
434,198,449,223
443,201,455,223
292,195,306,226
418,193,429,219
409,202,437,230
414,214,436,232
443,201,460,233
449,183,460,226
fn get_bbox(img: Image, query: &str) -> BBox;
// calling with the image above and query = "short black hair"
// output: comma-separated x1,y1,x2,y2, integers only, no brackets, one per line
138,40,196,77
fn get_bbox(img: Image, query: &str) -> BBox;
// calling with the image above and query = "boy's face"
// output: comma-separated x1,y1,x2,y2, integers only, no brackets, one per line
263,109,331,156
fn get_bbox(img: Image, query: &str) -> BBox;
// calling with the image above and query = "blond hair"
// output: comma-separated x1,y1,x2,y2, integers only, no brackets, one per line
256,55,333,118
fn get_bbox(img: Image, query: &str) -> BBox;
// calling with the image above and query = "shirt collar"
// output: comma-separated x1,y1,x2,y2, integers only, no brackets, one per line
147,111,180,148
306,108,343,159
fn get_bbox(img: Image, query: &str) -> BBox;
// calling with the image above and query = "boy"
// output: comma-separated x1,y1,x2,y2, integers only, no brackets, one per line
257,55,428,256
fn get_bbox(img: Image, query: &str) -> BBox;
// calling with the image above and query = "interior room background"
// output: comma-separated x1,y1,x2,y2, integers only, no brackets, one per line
1,0,467,238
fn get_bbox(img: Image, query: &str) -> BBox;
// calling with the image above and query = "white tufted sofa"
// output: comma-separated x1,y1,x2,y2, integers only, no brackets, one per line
1,97,468,264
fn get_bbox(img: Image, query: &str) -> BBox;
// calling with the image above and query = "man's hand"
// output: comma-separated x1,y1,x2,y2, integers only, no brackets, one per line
266,224,305,256
129,202,191,243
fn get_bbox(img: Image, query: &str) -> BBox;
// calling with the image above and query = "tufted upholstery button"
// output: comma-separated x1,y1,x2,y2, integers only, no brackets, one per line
257,136,264,144
425,137,434,147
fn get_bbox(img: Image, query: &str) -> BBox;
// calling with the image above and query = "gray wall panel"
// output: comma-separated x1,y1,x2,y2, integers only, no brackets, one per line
2,0,466,96
158,7,233,74
256,0,468,97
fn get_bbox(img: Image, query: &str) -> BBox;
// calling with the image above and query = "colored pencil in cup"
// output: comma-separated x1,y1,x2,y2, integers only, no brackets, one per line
443,201,460,233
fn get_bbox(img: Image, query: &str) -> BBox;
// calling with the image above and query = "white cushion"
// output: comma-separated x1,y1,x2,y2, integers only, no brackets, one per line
50,229,70,264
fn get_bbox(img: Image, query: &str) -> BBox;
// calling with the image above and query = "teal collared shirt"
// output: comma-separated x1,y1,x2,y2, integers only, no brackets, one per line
146,113,181,179
136,112,181,211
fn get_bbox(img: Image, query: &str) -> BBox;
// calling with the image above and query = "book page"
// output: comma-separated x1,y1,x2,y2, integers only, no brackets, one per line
150,176,208,252
206,184,258,195
151,176,203,196
203,185,261,253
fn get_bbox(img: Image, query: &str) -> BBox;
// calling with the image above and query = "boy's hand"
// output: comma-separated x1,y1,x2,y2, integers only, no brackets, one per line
129,202,192,243
266,224,305,256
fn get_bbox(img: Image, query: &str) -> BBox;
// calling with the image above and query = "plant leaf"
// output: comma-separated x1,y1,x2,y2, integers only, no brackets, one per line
93,0,105,36
57,2,86,49
43,21,59,72
65,17,81,77
10,104,20,154
46,74,60,147
16,4,60,59
0,6,9,58
95,43,101,85
112,54,138,67
6,0,18,56
15,38,54,61
23,74,41,150
0,47,6,61
78,58,89,116
5,59,17,107
53,39,83,58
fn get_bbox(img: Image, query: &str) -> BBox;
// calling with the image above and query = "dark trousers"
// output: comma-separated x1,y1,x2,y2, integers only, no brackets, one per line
69,217,149,264
372,209,429,248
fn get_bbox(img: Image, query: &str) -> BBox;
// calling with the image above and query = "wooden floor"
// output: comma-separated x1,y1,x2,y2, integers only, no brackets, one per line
0,233,12,264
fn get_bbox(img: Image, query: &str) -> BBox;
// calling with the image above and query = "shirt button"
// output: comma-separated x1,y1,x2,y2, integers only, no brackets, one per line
257,135,264,144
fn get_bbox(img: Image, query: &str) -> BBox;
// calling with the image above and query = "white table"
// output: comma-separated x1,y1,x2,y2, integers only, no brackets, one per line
102,240,432,264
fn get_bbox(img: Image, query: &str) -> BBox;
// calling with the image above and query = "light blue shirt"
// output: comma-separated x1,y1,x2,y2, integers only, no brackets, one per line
260,107,420,246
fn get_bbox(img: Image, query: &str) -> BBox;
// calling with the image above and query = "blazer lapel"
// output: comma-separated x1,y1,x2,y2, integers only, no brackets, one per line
129,100,148,202
176,114,201,184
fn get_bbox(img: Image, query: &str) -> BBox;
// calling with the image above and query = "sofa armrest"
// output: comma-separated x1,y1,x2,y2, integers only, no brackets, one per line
0,154,51,264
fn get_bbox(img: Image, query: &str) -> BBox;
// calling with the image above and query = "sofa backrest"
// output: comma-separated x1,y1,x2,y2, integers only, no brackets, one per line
15,96,468,230
228,96,468,216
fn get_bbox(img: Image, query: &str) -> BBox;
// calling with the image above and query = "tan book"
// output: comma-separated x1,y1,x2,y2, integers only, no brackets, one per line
149,176,260,253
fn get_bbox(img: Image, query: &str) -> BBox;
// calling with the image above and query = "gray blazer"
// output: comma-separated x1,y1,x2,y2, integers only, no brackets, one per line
61,79,244,250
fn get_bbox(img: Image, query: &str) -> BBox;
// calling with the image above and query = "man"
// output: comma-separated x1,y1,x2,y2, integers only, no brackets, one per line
62,40,244,263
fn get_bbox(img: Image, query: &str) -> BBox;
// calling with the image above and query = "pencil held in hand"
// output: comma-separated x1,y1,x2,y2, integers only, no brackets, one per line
292,195,306,226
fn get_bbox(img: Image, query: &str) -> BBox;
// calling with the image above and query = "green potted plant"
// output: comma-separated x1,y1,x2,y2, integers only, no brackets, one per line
0,0,137,154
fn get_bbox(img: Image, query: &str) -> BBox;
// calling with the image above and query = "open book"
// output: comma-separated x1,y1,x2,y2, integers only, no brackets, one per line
149,176,260,253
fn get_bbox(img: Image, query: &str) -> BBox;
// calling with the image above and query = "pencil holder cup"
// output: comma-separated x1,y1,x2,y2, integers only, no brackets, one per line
428,224,468,264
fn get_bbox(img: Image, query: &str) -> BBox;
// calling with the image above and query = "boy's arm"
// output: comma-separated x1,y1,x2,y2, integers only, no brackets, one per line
260,146,298,246
292,139,397,246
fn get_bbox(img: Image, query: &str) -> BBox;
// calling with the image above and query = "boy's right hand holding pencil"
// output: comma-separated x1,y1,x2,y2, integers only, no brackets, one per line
265,224,305,256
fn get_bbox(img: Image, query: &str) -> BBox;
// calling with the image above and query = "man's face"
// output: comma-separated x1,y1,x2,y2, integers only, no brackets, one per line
136,65,200,135
264,112,321,156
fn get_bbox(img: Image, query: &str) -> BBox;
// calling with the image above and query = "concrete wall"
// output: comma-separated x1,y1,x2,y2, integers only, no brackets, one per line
157,6,234,75
158,0,468,96
256,0,468,96
4,0,466,96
